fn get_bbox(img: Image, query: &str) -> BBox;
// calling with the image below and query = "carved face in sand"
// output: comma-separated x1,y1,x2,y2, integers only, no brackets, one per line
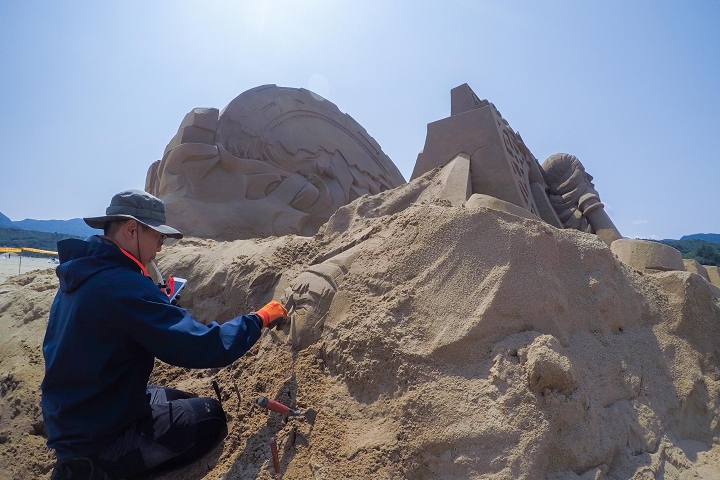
281,262,346,351
146,85,405,240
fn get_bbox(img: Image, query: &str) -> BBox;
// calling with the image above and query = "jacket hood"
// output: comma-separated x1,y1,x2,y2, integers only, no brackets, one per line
56,237,141,293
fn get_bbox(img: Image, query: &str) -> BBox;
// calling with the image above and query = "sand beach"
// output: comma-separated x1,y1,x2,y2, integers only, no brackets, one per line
0,255,57,284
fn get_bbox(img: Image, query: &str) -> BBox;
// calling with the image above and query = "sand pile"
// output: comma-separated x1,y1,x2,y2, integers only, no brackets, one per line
0,270,58,478
2,168,720,479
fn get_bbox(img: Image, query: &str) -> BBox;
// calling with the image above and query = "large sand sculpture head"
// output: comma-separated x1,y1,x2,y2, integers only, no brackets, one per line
146,85,405,240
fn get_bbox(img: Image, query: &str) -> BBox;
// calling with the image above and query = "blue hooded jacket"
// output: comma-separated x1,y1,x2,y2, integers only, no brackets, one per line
41,237,263,460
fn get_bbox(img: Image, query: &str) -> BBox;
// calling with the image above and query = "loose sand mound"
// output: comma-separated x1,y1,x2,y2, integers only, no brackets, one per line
2,170,720,479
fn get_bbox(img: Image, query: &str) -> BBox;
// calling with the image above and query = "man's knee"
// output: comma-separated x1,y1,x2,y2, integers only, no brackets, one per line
188,397,227,445
146,385,196,404
142,398,227,476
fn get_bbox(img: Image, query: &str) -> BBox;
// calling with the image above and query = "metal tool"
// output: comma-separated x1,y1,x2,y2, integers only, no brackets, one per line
211,379,222,405
230,375,242,405
257,396,303,416
269,436,280,474
284,296,296,320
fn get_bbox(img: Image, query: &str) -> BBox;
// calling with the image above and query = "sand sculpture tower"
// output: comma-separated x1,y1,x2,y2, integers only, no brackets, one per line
412,84,563,229
410,84,720,285
411,83,622,247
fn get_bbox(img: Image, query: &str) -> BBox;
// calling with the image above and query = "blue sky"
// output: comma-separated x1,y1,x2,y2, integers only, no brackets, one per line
1,1,718,239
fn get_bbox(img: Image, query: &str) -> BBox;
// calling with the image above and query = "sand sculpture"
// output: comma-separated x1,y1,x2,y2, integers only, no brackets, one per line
541,153,622,247
411,83,563,229
145,85,405,240
408,84,720,289
683,259,711,282
283,261,346,351
410,84,627,250
4,164,720,478
707,265,720,287
4,84,720,479
611,238,685,272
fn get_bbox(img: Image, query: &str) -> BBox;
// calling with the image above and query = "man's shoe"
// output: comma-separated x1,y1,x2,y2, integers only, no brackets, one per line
50,457,109,480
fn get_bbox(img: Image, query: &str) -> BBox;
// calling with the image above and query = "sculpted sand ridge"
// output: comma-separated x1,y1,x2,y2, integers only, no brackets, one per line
2,166,720,479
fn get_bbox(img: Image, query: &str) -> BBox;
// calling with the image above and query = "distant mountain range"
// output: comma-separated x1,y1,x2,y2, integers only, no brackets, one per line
678,233,720,243
1,209,719,246
0,211,97,238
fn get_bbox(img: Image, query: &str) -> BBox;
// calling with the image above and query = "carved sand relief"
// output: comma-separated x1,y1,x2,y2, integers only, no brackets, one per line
411,83,562,228
496,114,541,217
146,85,405,241
541,153,622,246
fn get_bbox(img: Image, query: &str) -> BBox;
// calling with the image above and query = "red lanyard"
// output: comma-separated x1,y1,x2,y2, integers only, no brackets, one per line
120,245,171,297
118,246,148,276
99,235,148,276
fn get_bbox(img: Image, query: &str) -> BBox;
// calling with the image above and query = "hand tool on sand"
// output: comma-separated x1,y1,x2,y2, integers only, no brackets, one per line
211,379,223,404
269,437,280,474
257,396,303,416
284,296,296,319
230,375,242,404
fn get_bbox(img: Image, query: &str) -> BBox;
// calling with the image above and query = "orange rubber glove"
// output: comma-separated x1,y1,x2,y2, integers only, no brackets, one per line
254,300,288,329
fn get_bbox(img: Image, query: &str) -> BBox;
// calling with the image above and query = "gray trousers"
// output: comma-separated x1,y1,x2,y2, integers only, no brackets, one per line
51,387,227,479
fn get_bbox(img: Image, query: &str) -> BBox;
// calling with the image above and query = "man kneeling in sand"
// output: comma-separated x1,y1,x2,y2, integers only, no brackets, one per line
41,189,288,479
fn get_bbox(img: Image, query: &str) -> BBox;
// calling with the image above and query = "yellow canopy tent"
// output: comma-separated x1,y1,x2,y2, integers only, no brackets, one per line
20,247,59,255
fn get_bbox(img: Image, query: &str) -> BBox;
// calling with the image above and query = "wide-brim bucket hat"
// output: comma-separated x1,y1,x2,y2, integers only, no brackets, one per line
84,189,183,239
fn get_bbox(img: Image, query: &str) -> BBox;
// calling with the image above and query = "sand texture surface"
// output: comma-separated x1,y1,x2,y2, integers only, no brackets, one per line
2,169,720,479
